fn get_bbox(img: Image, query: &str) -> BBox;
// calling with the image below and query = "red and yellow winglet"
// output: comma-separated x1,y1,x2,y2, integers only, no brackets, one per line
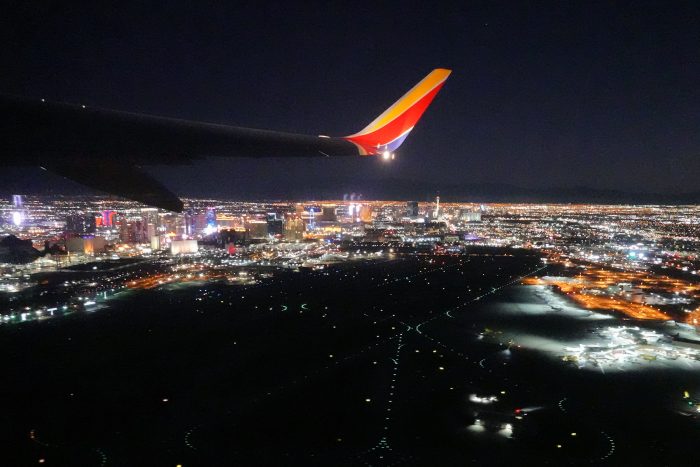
344,68,451,156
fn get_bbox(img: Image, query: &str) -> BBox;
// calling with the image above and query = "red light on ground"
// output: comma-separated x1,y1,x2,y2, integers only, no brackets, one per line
514,408,522,414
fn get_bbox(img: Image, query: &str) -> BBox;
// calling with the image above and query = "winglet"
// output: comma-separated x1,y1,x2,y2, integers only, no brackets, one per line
343,68,451,155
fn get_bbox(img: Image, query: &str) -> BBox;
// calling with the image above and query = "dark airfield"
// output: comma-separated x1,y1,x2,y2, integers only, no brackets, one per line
2,250,699,466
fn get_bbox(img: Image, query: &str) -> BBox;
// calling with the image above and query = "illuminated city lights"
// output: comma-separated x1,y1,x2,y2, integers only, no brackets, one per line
1,195,700,464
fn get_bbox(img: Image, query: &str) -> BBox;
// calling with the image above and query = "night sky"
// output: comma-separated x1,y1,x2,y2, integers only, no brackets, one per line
2,2,700,198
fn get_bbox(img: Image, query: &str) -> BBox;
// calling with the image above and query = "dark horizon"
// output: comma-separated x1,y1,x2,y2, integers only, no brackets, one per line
3,2,700,197
2,169,700,205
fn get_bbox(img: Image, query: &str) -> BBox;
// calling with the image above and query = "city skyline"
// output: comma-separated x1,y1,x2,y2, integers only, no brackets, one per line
2,194,700,334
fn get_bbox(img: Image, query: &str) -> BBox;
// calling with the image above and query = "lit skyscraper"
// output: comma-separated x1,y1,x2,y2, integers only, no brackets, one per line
65,215,97,235
10,195,25,227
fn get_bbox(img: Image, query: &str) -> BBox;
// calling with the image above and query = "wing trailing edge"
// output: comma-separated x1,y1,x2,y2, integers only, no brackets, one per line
46,162,184,212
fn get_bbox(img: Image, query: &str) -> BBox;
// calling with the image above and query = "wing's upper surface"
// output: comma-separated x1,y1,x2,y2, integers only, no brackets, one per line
1,94,360,165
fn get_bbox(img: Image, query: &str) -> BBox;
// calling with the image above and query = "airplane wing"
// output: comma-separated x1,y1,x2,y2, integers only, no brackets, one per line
1,69,451,211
